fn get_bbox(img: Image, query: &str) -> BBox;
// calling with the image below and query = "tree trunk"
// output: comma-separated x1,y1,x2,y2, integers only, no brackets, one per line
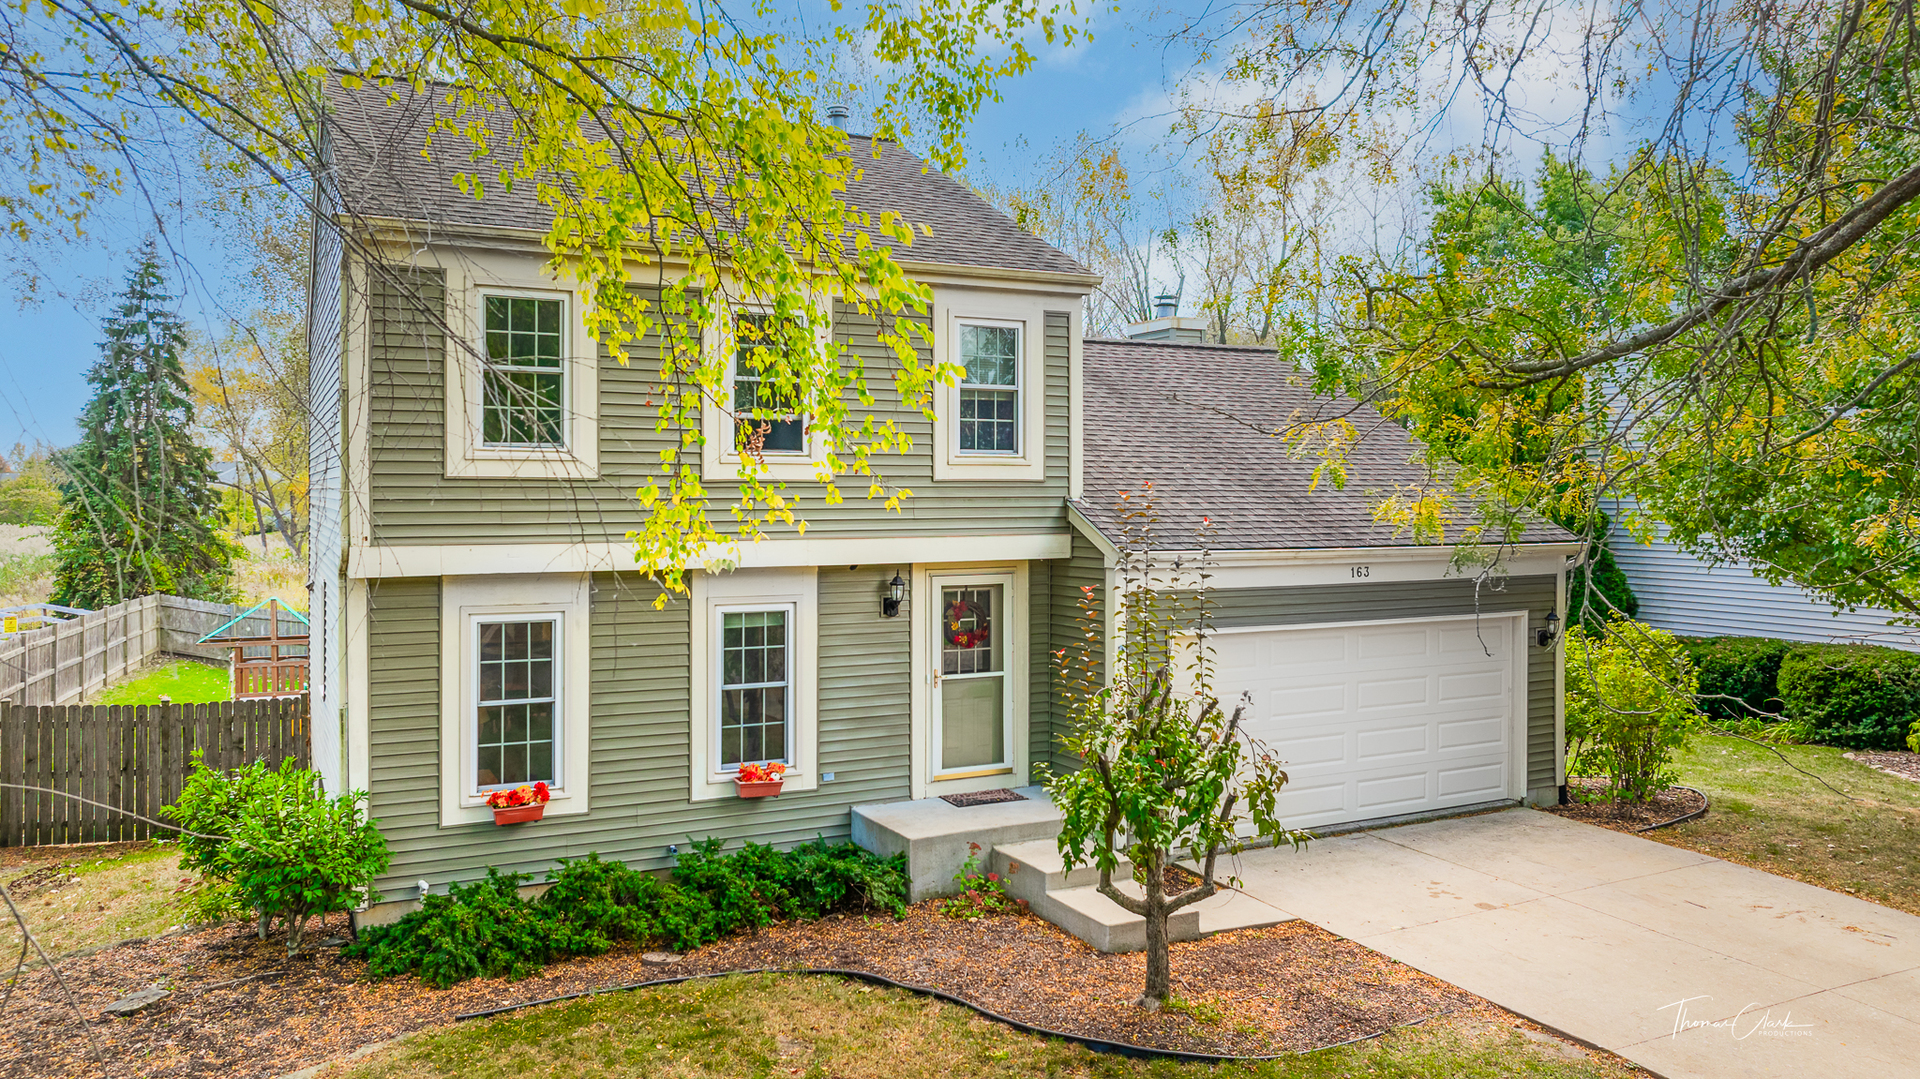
1139,846,1171,1010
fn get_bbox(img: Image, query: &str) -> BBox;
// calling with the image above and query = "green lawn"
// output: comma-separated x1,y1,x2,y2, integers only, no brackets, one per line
1654,734,1920,915
94,660,231,705
337,973,1633,1079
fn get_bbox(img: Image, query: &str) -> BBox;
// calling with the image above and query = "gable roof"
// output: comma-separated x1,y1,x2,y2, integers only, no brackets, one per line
1074,338,1575,552
319,79,1093,280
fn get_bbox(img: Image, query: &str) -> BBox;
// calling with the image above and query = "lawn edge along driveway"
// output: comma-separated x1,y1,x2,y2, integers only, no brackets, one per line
1232,807,1920,1079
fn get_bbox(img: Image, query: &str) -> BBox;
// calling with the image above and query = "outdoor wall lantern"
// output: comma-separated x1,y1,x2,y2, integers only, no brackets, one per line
882,573,906,618
1536,608,1561,648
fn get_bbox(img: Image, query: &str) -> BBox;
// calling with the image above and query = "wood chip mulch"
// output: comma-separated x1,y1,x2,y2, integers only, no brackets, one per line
1541,779,1706,833
2,902,1486,1079
1845,750,1920,783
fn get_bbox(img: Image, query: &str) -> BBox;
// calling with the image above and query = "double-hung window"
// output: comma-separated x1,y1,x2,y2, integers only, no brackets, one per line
956,322,1021,455
716,606,792,768
474,617,558,790
731,313,806,456
481,295,566,447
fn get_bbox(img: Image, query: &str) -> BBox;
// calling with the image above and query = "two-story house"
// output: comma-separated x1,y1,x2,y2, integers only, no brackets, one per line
308,80,1579,925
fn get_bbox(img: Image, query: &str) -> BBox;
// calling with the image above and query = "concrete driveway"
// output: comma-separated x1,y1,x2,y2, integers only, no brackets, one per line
1231,808,1920,1079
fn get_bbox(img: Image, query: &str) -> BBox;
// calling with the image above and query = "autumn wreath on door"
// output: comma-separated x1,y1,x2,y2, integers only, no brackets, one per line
944,594,992,650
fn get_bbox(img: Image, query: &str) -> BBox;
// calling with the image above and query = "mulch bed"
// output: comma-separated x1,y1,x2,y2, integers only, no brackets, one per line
1,902,1493,1078
1845,750,1920,783
1541,779,1706,833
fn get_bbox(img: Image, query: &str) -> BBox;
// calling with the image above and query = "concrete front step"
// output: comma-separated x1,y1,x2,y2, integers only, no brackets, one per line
851,786,1063,902
992,839,1292,953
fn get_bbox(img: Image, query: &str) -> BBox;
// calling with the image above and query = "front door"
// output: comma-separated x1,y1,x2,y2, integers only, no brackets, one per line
932,576,1013,780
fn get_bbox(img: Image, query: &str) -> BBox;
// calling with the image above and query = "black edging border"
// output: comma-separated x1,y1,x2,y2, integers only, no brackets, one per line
452,966,1457,1063
1636,785,1710,833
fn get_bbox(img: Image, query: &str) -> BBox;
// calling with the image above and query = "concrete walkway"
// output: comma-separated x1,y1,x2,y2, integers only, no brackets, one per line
1231,808,1920,1079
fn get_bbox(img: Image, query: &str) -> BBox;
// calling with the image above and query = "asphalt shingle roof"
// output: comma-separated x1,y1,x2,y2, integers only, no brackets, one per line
1076,338,1574,551
319,79,1092,278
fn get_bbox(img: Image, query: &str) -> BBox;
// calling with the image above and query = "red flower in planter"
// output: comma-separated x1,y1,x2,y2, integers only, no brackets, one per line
735,762,788,784
485,783,553,809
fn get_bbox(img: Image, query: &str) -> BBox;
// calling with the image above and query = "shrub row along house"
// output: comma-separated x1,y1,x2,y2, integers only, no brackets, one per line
307,80,1580,927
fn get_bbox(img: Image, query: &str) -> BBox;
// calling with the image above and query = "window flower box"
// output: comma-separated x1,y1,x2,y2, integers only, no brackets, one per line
491,803,546,824
486,782,550,824
734,762,786,798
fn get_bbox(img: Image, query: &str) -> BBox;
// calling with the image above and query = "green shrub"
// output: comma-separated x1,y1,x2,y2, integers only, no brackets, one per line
346,839,909,988
1908,719,1920,754
1679,635,1791,720
1565,619,1702,802
167,755,389,952
1777,644,1920,750
355,870,556,987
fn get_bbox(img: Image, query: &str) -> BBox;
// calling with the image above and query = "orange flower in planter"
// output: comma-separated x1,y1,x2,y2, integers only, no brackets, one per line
485,782,552,809
734,762,787,784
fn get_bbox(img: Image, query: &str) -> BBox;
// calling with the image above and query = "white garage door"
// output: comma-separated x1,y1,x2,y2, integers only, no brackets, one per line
1212,614,1524,832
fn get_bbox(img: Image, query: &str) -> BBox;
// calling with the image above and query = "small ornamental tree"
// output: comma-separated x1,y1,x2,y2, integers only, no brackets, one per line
1050,492,1307,1010
168,756,389,953
1564,619,1702,802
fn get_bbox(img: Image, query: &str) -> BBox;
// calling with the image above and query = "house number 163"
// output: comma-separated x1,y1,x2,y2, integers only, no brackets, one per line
1350,565,1371,578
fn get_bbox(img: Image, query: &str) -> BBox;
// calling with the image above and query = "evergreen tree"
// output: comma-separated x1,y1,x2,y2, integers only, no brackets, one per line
50,241,237,608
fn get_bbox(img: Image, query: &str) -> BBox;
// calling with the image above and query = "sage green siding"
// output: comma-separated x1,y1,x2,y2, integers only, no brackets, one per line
1202,576,1561,797
361,268,1073,547
1044,529,1108,774
364,568,917,895
1027,560,1054,774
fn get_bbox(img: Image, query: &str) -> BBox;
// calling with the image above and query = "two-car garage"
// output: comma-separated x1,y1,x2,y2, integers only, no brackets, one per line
1209,613,1533,832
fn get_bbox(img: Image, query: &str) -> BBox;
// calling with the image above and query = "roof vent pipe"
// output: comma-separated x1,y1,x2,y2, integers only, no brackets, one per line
1152,293,1178,319
825,104,851,131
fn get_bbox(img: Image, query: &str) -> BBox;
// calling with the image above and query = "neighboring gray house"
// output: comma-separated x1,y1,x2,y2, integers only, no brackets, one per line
1605,514,1919,650
307,81,1580,925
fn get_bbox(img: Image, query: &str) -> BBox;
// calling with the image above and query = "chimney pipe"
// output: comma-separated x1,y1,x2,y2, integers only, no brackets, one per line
825,104,851,131
1152,293,1178,319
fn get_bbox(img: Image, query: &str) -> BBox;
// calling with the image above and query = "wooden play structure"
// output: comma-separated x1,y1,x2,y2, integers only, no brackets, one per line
198,598,310,699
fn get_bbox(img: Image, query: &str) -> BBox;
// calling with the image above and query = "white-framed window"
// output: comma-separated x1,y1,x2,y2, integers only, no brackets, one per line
688,568,819,801
729,313,809,457
479,294,567,448
931,288,1052,482
714,604,794,768
439,574,592,826
431,247,600,481
472,616,560,789
700,302,832,482
956,321,1021,456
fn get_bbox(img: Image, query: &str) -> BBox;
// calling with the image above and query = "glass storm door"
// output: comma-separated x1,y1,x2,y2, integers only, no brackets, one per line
935,582,1010,776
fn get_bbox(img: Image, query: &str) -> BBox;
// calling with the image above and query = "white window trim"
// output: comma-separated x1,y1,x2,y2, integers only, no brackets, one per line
908,561,1030,800
700,301,833,483
689,567,820,801
711,601,797,770
931,288,1049,483
441,255,600,480
438,574,592,827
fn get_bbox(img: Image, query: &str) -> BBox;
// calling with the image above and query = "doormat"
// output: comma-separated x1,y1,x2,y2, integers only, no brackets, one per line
940,788,1027,807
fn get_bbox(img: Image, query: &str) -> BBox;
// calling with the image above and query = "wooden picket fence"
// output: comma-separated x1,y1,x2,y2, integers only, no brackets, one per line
0,594,285,707
0,697,310,846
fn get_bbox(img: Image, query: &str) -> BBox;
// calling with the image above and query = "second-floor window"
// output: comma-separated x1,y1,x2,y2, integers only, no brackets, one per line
732,313,807,456
957,322,1020,455
482,294,565,447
